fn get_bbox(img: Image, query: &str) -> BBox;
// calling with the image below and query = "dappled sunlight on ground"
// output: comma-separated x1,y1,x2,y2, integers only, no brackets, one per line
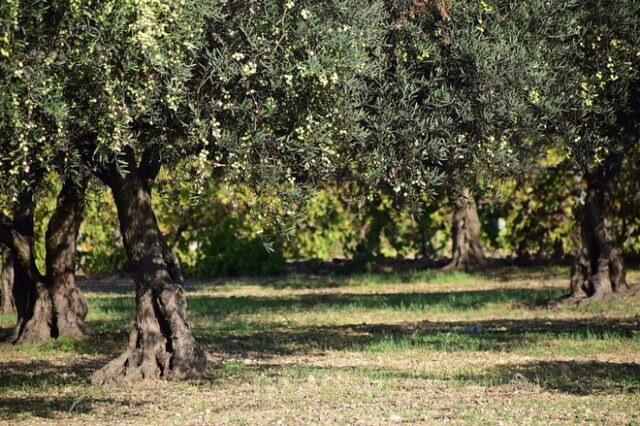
0,266,639,424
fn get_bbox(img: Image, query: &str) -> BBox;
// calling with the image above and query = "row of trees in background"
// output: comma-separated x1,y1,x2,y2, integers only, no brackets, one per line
0,0,638,384
36,152,639,280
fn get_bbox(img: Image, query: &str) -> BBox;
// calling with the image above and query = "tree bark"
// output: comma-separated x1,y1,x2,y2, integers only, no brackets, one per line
9,190,53,344
567,153,628,303
0,244,15,315
444,187,486,271
91,165,206,385
1,180,89,343
45,178,90,338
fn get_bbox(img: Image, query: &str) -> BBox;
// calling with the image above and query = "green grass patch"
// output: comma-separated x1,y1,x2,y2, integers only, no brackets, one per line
1,265,639,424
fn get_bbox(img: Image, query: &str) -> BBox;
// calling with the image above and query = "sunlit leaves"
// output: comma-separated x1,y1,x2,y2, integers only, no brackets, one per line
532,0,640,171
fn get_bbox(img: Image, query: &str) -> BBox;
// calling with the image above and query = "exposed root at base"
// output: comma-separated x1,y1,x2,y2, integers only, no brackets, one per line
91,332,207,385
549,291,626,308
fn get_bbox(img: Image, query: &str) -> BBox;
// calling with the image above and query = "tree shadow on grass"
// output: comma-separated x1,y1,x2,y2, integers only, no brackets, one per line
477,264,568,283
278,259,572,287
80,287,565,319
0,394,123,420
186,287,565,317
1,287,633,357
496,360,640,394
427,359,640,395
0,358,130,420
195,316,640,356
78,261,571,292
0,358,105,391
0,324,130,357
204,359,640,396
2,285,635,359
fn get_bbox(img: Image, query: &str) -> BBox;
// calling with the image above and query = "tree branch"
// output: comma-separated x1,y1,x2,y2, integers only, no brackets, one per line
0,213,44,283
139,146,162,182
122,145,138,174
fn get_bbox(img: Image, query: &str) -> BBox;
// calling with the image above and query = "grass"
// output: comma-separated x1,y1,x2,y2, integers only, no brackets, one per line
0,265,639,425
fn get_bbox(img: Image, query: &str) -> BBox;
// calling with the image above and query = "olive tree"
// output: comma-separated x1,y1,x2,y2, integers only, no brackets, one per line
532,0,640,302
355,0,544,270
0,0,89,343
45,0,384,384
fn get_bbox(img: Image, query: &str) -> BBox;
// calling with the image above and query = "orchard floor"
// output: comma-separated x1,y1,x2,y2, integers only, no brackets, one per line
0,265,639,425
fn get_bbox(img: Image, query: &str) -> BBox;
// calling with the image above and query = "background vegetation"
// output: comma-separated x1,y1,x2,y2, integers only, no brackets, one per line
0,0,639,419
70,155,640,278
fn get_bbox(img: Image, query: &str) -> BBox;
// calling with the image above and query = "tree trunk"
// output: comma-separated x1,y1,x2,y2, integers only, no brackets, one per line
6,180,90,343
444,187,486,271
91,168,206,385
10,191,53,344
567,153,628,303
45,178,90,337
1,244,15,315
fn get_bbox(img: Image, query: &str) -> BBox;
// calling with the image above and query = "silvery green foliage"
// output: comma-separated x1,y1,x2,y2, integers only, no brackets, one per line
2,0,388,205
530,0,640,170
0,1,73,203
198,0,387,193
52,1,385,191
356,0,548,204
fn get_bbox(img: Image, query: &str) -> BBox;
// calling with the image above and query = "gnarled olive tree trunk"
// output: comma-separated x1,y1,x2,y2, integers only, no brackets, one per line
444,186,486,271
45,179,90,337
0,181,89,344
6,190,53,343
91,157,205,385
567,154,628,303
0,244,15,315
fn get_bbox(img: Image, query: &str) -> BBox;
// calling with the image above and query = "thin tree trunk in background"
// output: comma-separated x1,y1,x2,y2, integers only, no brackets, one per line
0,244,15,315
444,186,486,271
566,153,628,304
91,163,206,385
